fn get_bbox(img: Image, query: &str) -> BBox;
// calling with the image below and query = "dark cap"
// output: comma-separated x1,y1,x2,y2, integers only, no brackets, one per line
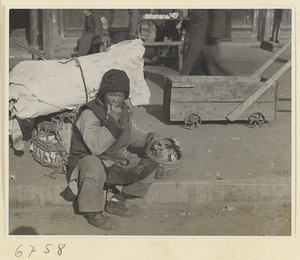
97,69,130,100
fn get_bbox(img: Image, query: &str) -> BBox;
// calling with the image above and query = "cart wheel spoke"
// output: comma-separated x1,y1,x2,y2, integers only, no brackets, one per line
257,119,264,124
247,112,265,128
183,114,201,130
252,114,258,120
249,119,255,125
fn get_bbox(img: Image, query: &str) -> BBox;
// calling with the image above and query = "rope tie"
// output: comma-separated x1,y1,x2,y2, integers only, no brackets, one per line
59,57,89,103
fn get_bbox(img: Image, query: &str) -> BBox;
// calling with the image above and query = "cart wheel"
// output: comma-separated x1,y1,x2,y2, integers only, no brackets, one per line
183,114,201,129
247,112,265,128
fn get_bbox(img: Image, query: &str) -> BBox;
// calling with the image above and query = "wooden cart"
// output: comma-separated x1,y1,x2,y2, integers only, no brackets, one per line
163,42,291,129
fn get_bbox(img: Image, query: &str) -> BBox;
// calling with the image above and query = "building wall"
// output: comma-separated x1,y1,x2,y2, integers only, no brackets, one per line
59,9,291,38
9,8,292,59
230,9,292,39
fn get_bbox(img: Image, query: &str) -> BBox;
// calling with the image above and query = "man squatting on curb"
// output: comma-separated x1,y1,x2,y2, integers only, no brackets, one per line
61,69,159,230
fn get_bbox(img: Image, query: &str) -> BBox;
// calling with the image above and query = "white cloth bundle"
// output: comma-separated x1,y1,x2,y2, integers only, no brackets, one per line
9,39,150,119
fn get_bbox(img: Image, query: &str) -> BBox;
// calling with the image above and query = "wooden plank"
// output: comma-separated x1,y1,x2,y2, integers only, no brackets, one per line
168,102,276,122
140,18,190,21
170,82,277,102
144,65,178,77
143,41,185,46
251,41,291,78
166,75,261,87
227,60,291,121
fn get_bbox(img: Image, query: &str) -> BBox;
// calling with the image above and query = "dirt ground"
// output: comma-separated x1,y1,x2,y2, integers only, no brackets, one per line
9,201,291,236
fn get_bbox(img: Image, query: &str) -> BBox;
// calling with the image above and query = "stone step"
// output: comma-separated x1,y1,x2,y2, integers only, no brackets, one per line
9,175,290,209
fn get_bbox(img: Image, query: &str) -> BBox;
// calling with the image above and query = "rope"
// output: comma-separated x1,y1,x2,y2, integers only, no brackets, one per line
59,58,89,103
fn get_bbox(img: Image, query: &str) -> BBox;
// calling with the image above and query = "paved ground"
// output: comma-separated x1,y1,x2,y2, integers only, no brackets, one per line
7,40,293,236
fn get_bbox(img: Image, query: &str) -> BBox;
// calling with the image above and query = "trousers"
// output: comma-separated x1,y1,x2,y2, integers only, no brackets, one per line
77,32,97,56
77,155,153,213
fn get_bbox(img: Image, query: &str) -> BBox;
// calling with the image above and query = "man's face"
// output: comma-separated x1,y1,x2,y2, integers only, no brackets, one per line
104,92,126,108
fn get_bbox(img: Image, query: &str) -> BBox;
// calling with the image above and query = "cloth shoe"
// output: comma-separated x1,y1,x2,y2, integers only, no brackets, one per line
85,211,117,230
105,200,138,218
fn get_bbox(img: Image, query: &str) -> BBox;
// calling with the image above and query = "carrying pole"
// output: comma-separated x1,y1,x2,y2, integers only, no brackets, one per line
251,41,291,78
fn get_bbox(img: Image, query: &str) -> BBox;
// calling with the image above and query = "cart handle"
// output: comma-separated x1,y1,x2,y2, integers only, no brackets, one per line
251,41,291,79
227,59,291,122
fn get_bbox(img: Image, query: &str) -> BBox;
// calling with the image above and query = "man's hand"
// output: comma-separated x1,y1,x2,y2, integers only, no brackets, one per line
107,104,122,121
124,98,135,114
145,132,160,148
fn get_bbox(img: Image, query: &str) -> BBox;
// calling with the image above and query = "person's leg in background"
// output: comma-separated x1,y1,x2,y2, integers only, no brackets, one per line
274,19,281,43
77,33,94,56
202,40,231,76
180,10,209,75
269,20,280,42
151,26,166,63
269,9,283,43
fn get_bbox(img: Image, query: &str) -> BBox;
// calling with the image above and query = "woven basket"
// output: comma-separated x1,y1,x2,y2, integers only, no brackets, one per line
31,110,77,171
146,137,183,179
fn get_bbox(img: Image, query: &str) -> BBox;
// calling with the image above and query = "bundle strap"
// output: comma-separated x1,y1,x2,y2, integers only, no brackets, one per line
59,57,89,103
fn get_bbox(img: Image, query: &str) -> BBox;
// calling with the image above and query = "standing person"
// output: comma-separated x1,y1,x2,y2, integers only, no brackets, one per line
269,9,283,43
63,69,159,230
202,9,231,76
179,9,209,75
109,9,140,44
74,9,103,56
180,9,230,76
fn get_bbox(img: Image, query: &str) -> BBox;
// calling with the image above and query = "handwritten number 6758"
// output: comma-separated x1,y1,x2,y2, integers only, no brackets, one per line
15,244,65,257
